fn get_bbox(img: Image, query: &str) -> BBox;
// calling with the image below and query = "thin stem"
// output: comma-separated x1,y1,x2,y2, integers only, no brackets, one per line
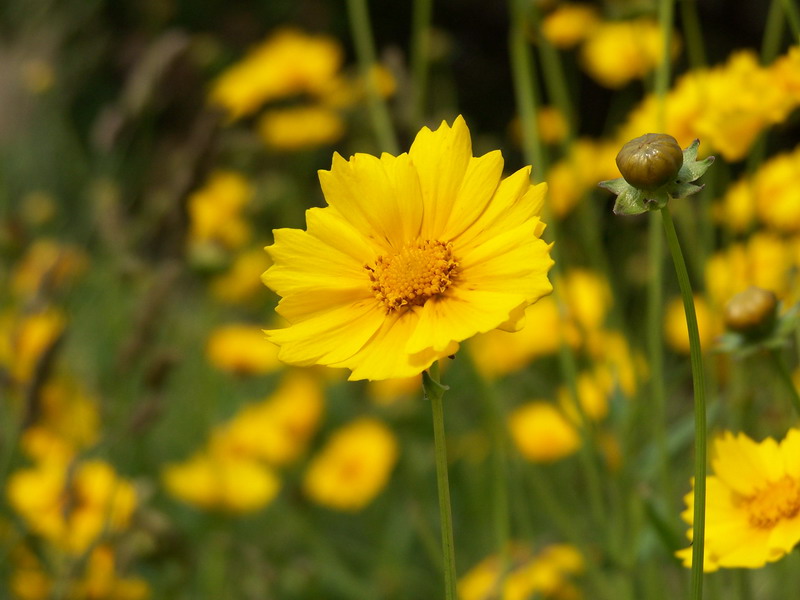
679,0,707,68
655,0,675,121
346,0,400,154
762,0,787,63
769,348,800,418
661,205,707,600
780,0,800,42
509,0,546,181
410,0,434,126
423,362,457,600
465,354,511,593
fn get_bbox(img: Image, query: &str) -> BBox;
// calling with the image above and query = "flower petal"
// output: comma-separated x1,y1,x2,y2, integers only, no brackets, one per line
409,115,472,239
441,150,504,240
266,299,385,366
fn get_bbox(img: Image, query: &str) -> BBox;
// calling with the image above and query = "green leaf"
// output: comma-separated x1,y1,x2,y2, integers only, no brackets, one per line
613,186,647,215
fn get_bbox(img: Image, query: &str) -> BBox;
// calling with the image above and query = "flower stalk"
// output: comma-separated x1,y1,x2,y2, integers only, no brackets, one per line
423,362,457,600
661,204,707,599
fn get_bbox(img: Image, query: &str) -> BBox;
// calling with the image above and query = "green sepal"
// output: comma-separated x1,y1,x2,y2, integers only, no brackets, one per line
670,182,704,199
611,185,647,215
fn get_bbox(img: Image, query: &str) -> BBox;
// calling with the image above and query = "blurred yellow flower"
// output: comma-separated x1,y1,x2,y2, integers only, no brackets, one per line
187,170,253,252
559,268,612,333
206,323,281,375
209,28,343,120
557,370,609,423
663,295,721,354
580,19,679,88
19,377,100,461
0,307,65,384
263,116,554,380
585,330,646,398
618,47,800,162
210,247,272,305
321,64,397,109
546,138,619,218
508,402,581,463
11,239,87,299
162,450,280,514
753,145,800,233
212,371,324,465
459,543,583,600
367,374,422,405
705,233,795,308
7,460,136,554
303,418,398,511
258,105,345,151
677,429,800,571
714,178,757,233
510,107,568,147
541,3,599,49
468,296,580,378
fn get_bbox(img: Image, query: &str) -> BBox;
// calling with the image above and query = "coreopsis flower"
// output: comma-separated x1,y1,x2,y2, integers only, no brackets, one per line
210,248,272,305
663,295,721,355
258,105,345,151
580,19,679,89
557,371,610,423
206,323,282,375
211,371,324,465
0,307,65,384
7,460,136,554
187,170,253,255
209,28,343,120
303,418,398,511
677,429,800,571
508,402,581,463
162,450,280,514
540,3,599,49
262,116,554,381
459,543,583,600
11,239,87,299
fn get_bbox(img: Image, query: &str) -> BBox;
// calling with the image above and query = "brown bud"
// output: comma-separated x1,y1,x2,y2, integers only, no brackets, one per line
724,286,778,336
615,133,683,190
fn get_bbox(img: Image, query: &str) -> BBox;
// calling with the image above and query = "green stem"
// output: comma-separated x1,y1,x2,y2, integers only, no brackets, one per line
410,0,434,126
679,0,707,69
769,348,800,418
655,0,675,122
509,0,546,181
780,0,800,42
762,0,787,63
346,0,400,154
466,355,511,593
423,362,457,600
660,205,707,600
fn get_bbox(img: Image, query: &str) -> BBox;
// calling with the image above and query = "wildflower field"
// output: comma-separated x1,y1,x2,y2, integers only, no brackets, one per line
3,0,800,598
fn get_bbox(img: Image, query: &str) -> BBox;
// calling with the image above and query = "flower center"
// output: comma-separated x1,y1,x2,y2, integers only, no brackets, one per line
743,476,800,529
366,240,458,312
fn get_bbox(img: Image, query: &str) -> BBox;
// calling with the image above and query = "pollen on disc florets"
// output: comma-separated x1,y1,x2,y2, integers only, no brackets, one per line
744,476,800,529
366,240,458,312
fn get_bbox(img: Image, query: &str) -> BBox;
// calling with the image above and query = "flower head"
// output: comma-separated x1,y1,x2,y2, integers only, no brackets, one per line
677,429,800,571
262,116,554,380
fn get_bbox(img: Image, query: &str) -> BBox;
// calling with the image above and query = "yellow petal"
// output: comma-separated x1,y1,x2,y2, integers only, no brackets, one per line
409,115,472,239
442,150,504,240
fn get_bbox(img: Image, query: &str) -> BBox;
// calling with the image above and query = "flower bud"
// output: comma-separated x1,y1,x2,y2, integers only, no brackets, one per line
615,133,683,190
724,286,778,337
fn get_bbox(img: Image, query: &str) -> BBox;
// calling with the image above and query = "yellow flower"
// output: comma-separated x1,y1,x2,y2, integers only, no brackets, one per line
0,307,66,384
162,450,280,514
459,543,583,600
7,460,136,554
677,429,800,571
258,105,345,151
209,247,272,305
663,295,721,354
73,546,150,600
714,178,757,233
206,323,281,375
468,296,579,378
20,377,100,461
508,402,581,463
559,268,612,333
263,116,554,380
541,3,599,49
753,145,800,233
11,239,87,299
580,19,679,88
209,28,343,120
212,371,324,465
187,170,252,252
585,330,646,398
705,233,794,308
557,370,609,423
303,417,398,511
509,107,568,147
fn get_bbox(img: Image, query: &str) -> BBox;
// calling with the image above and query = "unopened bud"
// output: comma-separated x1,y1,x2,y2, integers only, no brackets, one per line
724,286,778,337
615,133,683,190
